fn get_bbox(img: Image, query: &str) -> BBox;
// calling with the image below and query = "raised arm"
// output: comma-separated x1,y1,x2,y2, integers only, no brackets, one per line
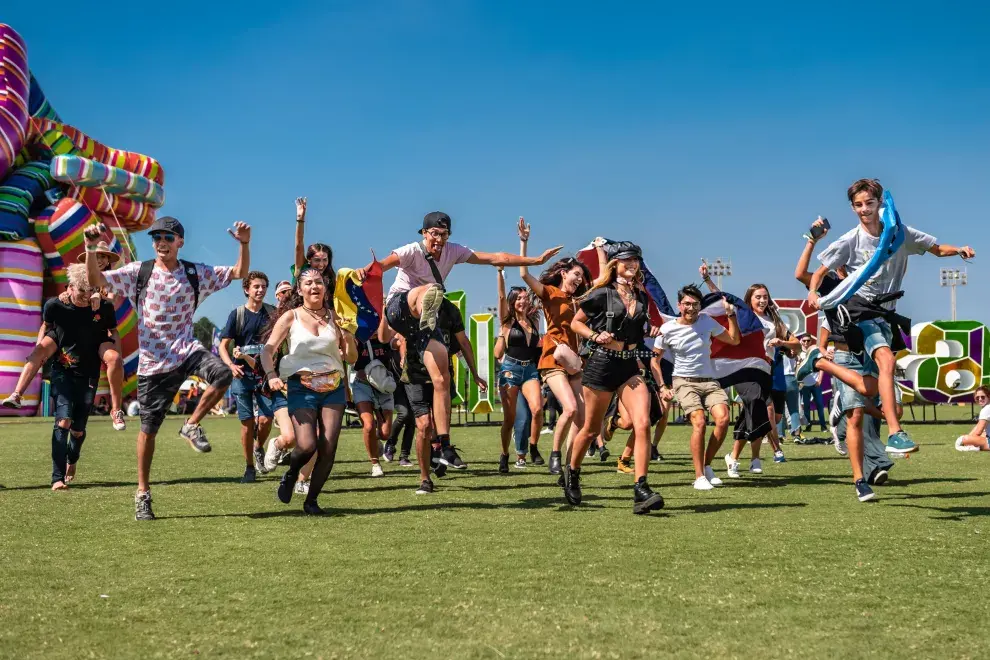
928,243,976,259
807,264,831,309
713,297,741,346
294,197,307,275
518,217,545,298
700,261,720,293
229,222,251,280
496,267,510,323
357,252,399,282
594,237,608,274
795,218,828,287
82,224,110,290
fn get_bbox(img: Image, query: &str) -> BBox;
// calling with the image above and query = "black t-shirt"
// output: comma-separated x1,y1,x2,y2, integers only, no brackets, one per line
355,338,397,373
404,299,465,384
579,286,651,345
221,304,274,368
44,298,116,378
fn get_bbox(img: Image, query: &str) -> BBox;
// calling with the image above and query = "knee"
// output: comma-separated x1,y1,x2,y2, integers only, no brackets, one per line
257,416,272,427
560,401,577,420
104,350,122,369
690,413,707,431
56,418,72,430
70,430,85,438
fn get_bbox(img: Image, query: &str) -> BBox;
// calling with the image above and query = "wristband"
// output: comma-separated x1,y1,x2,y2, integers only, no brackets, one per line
85,245,100,252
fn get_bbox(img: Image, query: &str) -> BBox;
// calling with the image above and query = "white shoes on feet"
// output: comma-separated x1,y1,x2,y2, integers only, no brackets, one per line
371,463,385,477
750,458,763,474
703,465,723,486
724,454,740,478
693,476,715,491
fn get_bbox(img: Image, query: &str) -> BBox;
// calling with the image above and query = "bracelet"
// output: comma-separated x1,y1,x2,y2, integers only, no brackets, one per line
85,245,99,252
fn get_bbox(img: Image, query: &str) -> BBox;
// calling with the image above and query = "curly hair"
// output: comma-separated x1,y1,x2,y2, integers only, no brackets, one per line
539,257,593,296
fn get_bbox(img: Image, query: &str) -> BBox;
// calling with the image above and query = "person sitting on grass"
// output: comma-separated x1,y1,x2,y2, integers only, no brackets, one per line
956,386,990,452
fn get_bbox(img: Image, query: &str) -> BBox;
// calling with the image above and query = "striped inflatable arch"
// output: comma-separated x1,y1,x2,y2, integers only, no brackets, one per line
0,238,43,416
0,24,29,183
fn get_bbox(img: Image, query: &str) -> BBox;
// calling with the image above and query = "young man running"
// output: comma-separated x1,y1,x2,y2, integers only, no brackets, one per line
806,179,975,454
655,285,740,491
85,216,251,520
358,211,559,468
219,271,275,483
43,265,117,490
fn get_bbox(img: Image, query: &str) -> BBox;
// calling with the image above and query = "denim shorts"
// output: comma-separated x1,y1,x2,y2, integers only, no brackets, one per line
500,356,540,388
833,349,901,413
349,374,395,411
286,376,346,414
857,318,893,359
51,370,97,431
230,374,274,421
270,389,288,413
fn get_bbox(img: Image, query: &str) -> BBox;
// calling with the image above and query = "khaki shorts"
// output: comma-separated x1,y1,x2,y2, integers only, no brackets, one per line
540,367,570,385
672,377,729,416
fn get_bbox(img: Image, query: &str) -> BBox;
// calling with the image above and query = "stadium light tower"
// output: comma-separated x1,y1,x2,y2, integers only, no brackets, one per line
939,268,967,321
704,258,733,290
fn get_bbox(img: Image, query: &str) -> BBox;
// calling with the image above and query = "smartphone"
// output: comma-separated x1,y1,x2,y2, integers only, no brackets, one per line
226,228,237,239
804,217,830,241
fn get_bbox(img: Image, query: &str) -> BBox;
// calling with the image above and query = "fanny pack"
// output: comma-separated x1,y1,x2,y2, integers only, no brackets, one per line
299,370,343,393
364,342,397,394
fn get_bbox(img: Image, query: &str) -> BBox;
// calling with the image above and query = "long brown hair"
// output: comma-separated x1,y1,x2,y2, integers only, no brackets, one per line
540,257,592,297
506,286,541,329
745,283,791,346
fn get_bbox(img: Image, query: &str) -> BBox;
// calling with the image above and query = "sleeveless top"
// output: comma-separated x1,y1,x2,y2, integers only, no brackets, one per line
278,309,344,379
505,319,541,362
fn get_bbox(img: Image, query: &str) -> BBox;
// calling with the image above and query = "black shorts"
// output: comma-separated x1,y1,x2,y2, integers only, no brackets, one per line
582,351,640,393
51,370,98,432
733,372,772,442
403,377,456,420
385,292,444,359
137,350,232,434
770,388,786,411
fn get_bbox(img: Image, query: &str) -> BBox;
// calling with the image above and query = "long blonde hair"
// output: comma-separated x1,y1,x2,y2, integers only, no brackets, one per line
579,258,643,302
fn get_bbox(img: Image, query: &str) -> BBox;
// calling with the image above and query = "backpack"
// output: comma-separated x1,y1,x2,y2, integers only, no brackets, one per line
135,259,200,314
235,303,276,339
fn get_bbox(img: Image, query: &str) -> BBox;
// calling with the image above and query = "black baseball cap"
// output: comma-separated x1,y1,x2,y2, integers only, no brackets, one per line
148,216,185,238
420,211,452,235
608,241,642,261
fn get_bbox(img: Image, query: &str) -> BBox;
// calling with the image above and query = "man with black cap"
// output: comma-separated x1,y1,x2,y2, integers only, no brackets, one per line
357,211,560,478
85,216,252,520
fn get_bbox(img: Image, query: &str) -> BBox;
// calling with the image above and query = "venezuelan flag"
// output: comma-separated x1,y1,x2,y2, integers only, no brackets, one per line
334,261,383,343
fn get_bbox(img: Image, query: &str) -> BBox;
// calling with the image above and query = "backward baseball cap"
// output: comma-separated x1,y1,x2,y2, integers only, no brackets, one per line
149,215,185,238
420,211,452,235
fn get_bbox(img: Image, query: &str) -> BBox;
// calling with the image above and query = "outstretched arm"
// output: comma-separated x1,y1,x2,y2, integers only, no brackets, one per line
929,243,976,259
518,218,545,299
229,222,251,280
294,197,307,275
357,252,399,281
467,244,562,268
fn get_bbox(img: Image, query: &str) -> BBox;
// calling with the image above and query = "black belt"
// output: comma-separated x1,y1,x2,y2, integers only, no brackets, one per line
592,345,652,360
502,356,535,367
674,376,717,383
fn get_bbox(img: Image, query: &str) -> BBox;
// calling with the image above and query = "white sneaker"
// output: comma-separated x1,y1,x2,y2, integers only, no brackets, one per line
371,463,385,477
956,436,980,452
724,453,740,478
832,429,848,456
750,458,763,474
704,465,723,486
111,409,126,431
1,392,22,409
693,476,714,491
264,439,283,472
294,480,310,495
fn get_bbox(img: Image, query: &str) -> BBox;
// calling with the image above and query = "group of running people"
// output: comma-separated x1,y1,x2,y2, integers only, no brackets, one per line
3,178,980,518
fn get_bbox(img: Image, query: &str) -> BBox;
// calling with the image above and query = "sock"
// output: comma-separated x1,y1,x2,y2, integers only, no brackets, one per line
437,433,451,449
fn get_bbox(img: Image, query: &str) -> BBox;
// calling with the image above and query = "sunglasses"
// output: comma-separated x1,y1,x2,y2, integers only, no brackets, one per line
150,232,177,243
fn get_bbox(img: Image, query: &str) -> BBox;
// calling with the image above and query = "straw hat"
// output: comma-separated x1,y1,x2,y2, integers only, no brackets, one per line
77,240,122,266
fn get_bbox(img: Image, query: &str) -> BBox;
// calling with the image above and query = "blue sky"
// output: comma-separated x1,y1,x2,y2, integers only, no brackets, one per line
8,1,989,327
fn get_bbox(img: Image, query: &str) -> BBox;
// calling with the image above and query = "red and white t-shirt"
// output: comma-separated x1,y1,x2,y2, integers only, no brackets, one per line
104,261,233,376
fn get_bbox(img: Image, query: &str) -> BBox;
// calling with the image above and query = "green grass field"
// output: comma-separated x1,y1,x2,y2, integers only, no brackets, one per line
1,416,988,659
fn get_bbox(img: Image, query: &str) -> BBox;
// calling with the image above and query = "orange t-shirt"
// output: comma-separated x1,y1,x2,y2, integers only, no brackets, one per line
538,284,578,371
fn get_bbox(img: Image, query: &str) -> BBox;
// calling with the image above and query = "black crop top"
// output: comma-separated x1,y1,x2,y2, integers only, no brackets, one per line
579,286,651,345
505,319,542,362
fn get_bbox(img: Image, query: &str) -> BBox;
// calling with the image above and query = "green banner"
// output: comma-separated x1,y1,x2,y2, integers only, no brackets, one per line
469,312,496,414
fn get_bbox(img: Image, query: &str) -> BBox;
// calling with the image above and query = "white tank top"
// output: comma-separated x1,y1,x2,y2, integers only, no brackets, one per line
278,309,344,378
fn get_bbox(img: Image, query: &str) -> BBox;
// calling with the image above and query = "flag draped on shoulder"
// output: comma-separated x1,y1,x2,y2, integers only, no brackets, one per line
818,189,905,309
334,261,383,343
576,238,769,384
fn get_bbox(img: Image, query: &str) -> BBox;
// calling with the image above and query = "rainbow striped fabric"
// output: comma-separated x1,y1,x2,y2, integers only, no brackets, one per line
0,24,29,182
0,160,56,240
0,238,43,416
51,155,165,207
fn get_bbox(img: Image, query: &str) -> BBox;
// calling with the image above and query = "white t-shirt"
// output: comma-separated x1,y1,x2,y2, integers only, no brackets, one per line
657,316,723,379
758,313,777,361
386,241,474,301
979,404,990,423
782,355,796,376
817,224,936,309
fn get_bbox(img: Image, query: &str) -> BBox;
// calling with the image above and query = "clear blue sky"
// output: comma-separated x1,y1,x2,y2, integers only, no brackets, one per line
8,1,988,327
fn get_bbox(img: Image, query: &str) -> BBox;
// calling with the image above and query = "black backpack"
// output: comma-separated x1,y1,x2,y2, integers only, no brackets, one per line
135,259,201,314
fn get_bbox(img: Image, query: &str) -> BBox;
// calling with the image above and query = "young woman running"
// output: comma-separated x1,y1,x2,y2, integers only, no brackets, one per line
563,244,665,514
956,386,990,451
3,242,127,431
518,218,594,475
494,267,544,469
262,268,357,515
720,282,799,476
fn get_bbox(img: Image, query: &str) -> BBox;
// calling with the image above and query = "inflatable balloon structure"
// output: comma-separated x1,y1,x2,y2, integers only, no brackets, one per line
0,23,164,415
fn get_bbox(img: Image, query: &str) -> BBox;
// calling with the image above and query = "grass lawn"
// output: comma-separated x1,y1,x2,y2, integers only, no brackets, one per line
1,416,988,659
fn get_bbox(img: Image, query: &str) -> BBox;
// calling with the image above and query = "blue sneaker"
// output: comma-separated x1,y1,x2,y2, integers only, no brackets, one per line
795,347,821,381
885,430,918,454
855,479,875,502
773,450,786,463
